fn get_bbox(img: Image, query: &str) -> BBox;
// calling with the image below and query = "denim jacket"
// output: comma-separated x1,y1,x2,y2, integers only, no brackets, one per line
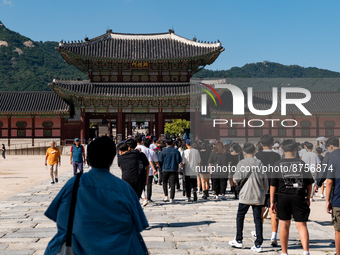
159,146,182,172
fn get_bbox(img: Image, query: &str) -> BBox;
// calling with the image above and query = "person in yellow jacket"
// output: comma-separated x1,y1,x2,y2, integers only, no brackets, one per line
45,141,61,184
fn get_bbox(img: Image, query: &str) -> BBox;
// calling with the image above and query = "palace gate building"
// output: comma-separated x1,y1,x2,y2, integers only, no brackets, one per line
0,29,224,145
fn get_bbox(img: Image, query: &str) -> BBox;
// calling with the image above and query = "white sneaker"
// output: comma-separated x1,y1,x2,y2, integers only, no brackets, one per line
320,194,324,198
250,245,263,252
229,238,244,248
221,195,227,200
142,200,148,206
163,197,169,202
310,197,315,202
214,195,219,200
170,199,174,203
251,230,257,238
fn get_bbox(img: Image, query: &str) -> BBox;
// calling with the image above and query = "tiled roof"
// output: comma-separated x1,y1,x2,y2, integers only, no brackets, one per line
50,80,191,98
213,91,340,114
0,91,70,115
57,30,224,61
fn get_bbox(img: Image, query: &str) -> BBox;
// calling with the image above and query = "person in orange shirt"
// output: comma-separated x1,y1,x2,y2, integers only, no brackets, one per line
45,141,61,184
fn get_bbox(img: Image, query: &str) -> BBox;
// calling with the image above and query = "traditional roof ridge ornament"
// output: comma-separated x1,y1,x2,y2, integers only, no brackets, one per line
58,30,222,48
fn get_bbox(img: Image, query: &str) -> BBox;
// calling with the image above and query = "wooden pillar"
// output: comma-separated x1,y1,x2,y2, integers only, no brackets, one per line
316,115,319,138
108,120,112,138
127,120,132,137
117,112,126,139
32,116,35,147
155,114,159,137
149,121,153,136
60,117,65,145
80,109,85,143
7,116,11,147
84,114,89,142
157,111,164,138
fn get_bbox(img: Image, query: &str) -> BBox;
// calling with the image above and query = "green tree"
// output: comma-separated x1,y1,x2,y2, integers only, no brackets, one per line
164,119,190,136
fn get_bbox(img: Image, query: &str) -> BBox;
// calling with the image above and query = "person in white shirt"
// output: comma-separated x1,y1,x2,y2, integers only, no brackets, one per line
143,139,160,203
181,140,201,202
149,137,157,151
299,143,308,158
301,142,321,202
135,136,157,206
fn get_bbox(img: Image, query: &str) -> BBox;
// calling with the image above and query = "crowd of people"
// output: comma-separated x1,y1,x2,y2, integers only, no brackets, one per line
43,134,340,255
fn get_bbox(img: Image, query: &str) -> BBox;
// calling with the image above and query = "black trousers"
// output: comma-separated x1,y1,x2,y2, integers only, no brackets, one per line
185,175,197,198
212,177,229,195
124,178,140,198
157,168,163,184
162,172,177,199
147,175,153,200
236,203,263,246
175,172,180,189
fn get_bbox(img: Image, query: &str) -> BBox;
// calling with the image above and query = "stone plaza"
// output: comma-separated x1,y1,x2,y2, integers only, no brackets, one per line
0,156,337,255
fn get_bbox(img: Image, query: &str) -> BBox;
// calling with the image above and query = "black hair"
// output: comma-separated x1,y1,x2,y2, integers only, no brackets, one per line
260,134,274,147
257,141,263,152
144,138,152,148
306,142,313,150
135,136,143,144
126,139,137,149
200,142,207,150
243,143,256,154
231,142,241,153
166,139,173,146
315,147,323,154
117,142,129,152
326,137,339,148
282,139,297,152
191,143,198,149
87,136,116,169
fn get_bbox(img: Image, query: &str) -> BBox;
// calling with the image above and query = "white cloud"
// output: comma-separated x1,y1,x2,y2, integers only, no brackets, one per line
3,0,12,5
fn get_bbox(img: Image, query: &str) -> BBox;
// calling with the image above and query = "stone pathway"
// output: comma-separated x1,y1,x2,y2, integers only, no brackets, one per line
0,163,336,255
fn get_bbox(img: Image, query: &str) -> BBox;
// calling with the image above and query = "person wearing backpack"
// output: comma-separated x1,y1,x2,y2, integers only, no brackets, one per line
70,138,86,176
229,143,268,253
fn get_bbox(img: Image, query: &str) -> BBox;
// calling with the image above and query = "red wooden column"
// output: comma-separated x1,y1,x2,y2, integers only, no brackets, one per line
7,116,11,147
108,120,112,137
127,120,132,137
149,121,154,136
80,109,85,143
60,117,65,145
85,114,90,142
32,116,35,146
155,114,159,137
117,112,126,139
157,112,164,138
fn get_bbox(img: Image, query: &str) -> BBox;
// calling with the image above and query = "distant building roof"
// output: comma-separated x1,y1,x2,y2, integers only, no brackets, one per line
50,80,190,98
0,91,70,116
57,30,224,62
213,90,340,114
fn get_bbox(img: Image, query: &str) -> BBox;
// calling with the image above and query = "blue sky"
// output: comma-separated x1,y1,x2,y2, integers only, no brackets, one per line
0,0,339,72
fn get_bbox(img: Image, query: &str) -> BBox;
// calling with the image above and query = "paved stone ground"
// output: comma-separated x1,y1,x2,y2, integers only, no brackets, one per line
0,161,336,255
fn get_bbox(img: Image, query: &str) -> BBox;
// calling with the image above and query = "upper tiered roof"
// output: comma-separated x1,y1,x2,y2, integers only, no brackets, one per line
57,29,224,62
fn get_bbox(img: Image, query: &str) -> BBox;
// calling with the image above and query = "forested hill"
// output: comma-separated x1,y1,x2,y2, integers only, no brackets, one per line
0,21,86,91
193,62,340,78
0,20,340,91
